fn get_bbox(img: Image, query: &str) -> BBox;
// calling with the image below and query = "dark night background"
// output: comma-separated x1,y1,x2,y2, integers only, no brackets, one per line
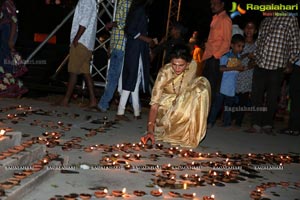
11,0,298,94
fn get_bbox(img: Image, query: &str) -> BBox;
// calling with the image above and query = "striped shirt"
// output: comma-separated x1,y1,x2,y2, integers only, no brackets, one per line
110,0,131,51
255,16,300,70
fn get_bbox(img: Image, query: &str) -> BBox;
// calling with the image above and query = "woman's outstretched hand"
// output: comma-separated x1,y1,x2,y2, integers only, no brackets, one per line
140,132,155,145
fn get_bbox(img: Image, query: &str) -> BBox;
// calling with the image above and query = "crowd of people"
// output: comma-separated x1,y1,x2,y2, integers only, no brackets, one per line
1,0,300,148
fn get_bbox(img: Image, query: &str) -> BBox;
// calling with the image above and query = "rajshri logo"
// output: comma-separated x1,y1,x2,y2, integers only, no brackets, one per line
230,2,299,18
230,2,246,19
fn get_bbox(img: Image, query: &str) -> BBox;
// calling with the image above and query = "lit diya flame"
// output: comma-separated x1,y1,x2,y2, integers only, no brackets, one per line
151,188,163,197
112,188,126,197
94,189,108,198
0,129,6,137
113,153,119,158
135,154,141,159
203,194,215,200
43,158,49,164
182,192,196,199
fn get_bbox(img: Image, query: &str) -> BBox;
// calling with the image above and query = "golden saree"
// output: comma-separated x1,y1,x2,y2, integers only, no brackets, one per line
150,60,211,148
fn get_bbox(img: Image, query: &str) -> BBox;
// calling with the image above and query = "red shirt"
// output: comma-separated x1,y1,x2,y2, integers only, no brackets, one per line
202,11,232,61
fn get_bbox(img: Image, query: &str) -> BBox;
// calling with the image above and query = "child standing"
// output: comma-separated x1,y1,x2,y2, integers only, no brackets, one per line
207,34,245,128
234,21,257,127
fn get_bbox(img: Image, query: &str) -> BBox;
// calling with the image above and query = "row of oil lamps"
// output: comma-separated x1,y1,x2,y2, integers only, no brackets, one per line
54,188,215,199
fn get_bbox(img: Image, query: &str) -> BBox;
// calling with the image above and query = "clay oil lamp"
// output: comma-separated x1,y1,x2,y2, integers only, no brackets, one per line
79,193,92,200
250,189,261,200
131,143,140,151
22,169,34,176
112,188,126,197
168,191,181,198
2,151,12,157
124,163,132,170
63,194,77,200
133,190,146,197
156,143,163,150
8,148,19,154
134,153,141,160
123,154,131,159
182,193,196,199
206,194,215,200
113,153,119,158
0,129,6,138
150,188,163,197
162,163,172,170
6,178,20,185
94,189,108,198
13,172,27,180
196,178,206,186
166,176,176,185
14,145,25,151
32,163,43,172
0,181,14,189
6,114,14,119
42,132,49,136
180,173,190,180
42,158,49,165
84,146,94,153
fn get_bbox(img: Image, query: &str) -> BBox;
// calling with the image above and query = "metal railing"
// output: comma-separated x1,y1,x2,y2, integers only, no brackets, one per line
24,0,117,88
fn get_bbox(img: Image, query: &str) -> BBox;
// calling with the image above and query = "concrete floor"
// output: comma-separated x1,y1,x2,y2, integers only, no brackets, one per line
0,96,300,200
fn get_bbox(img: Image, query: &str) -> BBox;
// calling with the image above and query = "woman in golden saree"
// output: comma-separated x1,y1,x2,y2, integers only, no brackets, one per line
141,44,211,148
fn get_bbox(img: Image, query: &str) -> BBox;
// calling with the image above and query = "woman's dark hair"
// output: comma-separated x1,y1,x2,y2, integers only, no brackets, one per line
169,43,193,62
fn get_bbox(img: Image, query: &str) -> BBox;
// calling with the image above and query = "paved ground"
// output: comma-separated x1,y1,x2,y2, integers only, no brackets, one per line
0,95,300,200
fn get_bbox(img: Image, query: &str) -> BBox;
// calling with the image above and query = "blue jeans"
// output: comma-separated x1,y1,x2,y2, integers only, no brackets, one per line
98,49,124,111
208,93,236,126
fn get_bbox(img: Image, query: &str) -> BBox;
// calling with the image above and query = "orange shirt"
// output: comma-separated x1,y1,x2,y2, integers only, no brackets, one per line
193,46,203,63
202,11,232,61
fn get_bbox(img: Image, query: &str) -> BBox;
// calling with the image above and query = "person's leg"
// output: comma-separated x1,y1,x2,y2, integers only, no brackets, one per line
235,92,249,126
59,43,86,106
131,56,143,118
223,95,236,126
262,69,284,129
208,93,224,127
250,68,266,128
77,43,97,107
83,73,97,107
60,72,77,106
288,67,300,132
117,90,130,116
98,49,124,111
202,57,221,104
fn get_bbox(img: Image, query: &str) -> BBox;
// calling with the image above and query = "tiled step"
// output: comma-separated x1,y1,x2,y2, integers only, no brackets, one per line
0,144,46,182
0,132,22,153
1,158,68,200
